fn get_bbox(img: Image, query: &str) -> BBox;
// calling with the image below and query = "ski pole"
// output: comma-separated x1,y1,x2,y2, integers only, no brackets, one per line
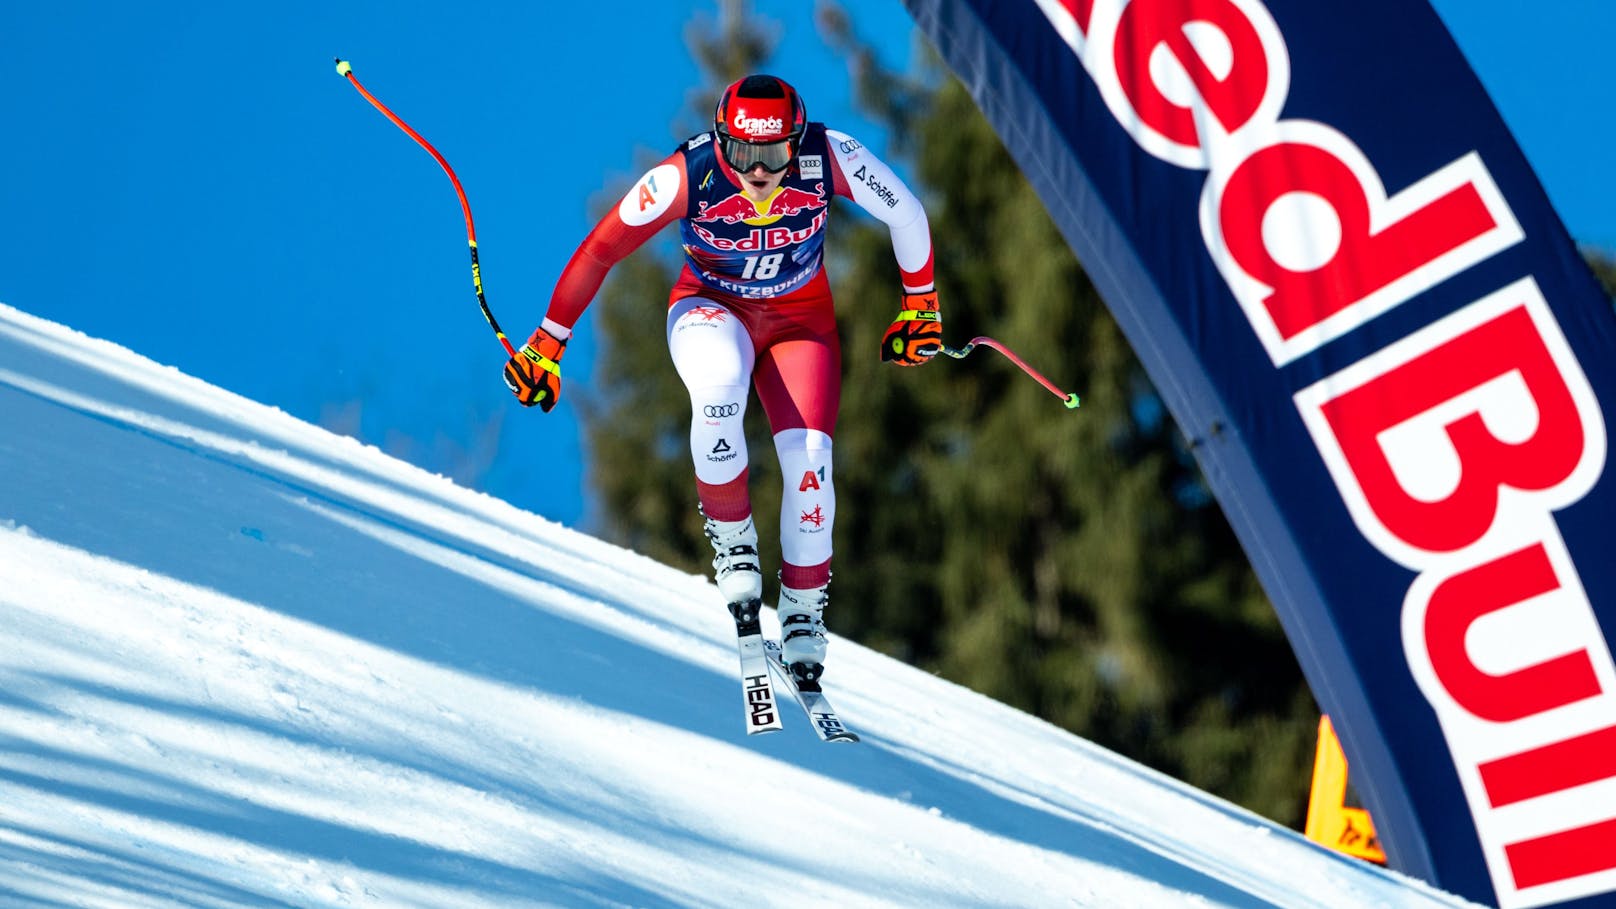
334,59,517,358
938,337,1080,409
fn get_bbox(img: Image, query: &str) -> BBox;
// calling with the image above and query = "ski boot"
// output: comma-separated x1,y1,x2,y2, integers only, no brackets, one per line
704,512,763,629
778,580,829,684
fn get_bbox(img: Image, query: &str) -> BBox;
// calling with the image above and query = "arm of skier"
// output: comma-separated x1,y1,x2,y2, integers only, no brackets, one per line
825,129,941,365
504,153,689,409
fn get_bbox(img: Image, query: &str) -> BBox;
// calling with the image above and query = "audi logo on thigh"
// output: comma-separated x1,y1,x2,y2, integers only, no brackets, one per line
704,403,740,418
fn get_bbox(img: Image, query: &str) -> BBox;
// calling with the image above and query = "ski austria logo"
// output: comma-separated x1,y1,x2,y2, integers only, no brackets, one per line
676,305,729,335
1036,0,1612,905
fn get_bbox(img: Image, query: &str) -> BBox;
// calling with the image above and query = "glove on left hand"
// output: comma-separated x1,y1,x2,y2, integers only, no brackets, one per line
880,290,942,366
503,325,567,411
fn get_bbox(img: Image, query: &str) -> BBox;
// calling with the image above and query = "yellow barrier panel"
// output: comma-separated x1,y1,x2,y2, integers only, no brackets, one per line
1305,715,1386,864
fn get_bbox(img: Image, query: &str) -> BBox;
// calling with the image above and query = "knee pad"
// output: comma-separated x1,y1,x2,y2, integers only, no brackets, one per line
774,428,834,568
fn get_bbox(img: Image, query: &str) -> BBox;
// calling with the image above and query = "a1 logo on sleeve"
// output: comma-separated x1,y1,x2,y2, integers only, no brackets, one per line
618,163,681,227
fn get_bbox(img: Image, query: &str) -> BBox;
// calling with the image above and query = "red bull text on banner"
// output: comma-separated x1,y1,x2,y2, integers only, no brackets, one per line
901,1,1616,906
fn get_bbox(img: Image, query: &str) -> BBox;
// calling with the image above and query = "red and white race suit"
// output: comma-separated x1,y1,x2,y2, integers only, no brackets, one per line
540,123,935,586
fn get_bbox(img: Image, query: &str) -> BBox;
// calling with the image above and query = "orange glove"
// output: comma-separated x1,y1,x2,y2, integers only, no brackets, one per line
503,325,567,411
880,290,942,366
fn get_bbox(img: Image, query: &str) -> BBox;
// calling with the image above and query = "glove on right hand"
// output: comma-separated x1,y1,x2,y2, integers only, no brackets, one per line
503,325,567,411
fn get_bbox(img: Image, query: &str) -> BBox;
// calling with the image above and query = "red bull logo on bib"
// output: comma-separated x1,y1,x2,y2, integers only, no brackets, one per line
693,184,826,228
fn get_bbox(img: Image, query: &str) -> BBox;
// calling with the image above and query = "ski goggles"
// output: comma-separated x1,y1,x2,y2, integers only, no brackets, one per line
720,134,797,174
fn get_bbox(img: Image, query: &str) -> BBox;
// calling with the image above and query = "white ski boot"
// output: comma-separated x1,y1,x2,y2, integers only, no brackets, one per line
703,512,763,625
778,581,829,682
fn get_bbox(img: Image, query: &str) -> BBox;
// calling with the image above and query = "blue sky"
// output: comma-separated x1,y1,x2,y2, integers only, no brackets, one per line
2,1,1611,532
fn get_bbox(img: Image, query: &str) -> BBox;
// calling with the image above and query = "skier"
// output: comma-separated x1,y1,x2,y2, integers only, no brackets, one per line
504,74,941,683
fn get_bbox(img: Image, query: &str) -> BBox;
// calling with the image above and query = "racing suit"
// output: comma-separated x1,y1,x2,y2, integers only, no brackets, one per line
540,123,935,588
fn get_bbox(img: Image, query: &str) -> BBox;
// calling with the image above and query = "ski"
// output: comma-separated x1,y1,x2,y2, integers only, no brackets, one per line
764,640,860,743
731,599,783,735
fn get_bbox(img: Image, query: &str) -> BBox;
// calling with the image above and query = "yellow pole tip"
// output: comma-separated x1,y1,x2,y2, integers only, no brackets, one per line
335,60,352,77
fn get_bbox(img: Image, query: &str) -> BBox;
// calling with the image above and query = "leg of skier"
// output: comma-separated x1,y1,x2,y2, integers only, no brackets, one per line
754,323,840,682
667,297,762,617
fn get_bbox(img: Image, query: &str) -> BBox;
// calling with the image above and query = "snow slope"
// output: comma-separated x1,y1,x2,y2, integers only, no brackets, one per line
0,302,1481,908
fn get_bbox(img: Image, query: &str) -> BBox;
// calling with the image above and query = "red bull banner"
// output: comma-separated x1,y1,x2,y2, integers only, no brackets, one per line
899,1,1616,906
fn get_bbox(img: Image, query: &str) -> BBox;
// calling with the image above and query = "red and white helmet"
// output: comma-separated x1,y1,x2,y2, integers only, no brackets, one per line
713,74,807,174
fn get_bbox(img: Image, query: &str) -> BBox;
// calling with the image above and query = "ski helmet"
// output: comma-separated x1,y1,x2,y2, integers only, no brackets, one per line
713,74,807,174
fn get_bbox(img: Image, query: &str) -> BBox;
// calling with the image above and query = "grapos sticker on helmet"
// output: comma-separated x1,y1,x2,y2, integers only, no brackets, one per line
733,113,785,137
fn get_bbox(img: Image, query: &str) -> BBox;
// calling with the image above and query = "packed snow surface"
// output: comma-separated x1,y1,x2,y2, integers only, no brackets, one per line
0,303,1481,907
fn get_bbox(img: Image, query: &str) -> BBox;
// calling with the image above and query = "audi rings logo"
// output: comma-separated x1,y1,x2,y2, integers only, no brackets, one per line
704,403,740,418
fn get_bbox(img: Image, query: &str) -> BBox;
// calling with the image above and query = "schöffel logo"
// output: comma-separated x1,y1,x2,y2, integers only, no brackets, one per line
1038,2,1612,906
707,438,737,463
704,403,740,418
851,165,899,209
